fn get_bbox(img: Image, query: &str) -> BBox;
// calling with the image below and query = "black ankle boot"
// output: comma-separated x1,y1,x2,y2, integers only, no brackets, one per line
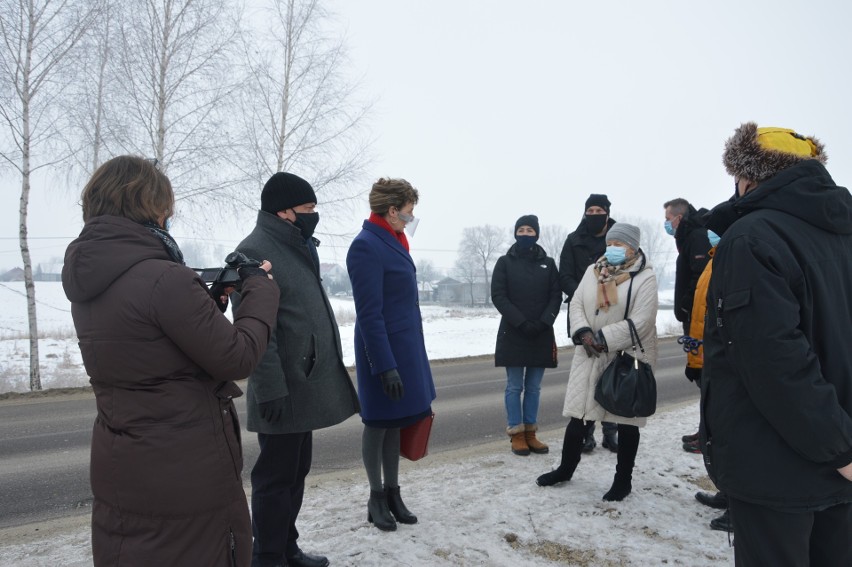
602,431,619,453
536,467,574,487
385,485,417,524
367,490,397,531
602,472,632,501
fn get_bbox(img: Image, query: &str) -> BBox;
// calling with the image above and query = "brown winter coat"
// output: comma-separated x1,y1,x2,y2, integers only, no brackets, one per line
62,215,278,567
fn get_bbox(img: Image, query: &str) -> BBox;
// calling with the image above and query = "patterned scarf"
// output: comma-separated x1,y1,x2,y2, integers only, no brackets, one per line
593,253,640,312
143,221,185,265
368,212,409,252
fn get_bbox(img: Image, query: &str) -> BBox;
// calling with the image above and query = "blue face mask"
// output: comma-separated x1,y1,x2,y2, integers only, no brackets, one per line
664,220,675,236
604,245,627,265
707,229,721,247
515,235,537,250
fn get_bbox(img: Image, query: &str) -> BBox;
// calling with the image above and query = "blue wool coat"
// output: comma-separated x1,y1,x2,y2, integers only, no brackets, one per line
346,221,436,424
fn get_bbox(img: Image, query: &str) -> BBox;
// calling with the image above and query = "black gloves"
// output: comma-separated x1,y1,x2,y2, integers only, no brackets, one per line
258,397,286,423
685,366,702,385
380,369,404,401
209,282,230,313
518,321,539,337
238,265,269,280
532,321,549,335
578,330,604,358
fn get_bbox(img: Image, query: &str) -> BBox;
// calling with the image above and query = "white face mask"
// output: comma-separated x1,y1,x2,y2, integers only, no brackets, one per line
399,211,419,236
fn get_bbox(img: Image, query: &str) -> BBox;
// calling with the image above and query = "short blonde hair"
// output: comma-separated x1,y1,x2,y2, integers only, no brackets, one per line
368,178,419,215
81,156,174,223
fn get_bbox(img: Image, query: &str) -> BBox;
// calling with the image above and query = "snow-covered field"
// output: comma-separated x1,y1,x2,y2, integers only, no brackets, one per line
0,281,682,393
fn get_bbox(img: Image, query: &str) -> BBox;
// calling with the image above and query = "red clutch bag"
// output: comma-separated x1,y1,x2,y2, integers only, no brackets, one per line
400,412,435,461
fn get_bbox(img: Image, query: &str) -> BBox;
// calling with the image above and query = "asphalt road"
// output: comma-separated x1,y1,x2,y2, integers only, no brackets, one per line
0,338,697,529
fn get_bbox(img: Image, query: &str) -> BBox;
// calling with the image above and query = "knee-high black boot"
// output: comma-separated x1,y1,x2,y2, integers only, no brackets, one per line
603,424,639,501
536,418,586,486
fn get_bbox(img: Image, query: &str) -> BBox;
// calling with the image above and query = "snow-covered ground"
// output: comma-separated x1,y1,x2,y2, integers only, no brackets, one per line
0,282,682,393
0,282,731,565
0,402,733,566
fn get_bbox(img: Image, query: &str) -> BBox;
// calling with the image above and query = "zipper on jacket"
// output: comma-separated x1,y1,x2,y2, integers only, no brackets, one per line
229,528,237,567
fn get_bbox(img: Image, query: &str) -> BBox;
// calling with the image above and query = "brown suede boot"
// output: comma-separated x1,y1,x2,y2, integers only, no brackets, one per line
524,424,549,454
507,425,530,456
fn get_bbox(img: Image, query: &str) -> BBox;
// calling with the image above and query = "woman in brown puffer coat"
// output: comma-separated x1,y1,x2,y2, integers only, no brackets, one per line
62,156,279,567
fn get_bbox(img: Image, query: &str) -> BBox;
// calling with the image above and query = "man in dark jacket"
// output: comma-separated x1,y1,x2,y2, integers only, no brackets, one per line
663,198,711,454
558,194,618,453
236,172,360,567
663,198,711,337
701,123,852,566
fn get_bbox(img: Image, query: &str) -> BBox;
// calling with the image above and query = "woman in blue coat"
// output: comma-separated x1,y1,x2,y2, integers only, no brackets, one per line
346,178,436,533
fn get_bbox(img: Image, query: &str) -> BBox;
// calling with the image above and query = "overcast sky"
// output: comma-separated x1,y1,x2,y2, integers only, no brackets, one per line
3,0,851,273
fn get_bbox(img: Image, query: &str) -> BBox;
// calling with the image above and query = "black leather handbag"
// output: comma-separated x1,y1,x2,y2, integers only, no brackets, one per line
594,318,657,418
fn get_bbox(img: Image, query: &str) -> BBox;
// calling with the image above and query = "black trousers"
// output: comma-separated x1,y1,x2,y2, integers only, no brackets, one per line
251,431,313,567
729,497,852,567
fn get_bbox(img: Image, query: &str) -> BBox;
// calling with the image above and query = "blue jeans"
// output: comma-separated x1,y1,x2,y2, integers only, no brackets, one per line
505,367,546,428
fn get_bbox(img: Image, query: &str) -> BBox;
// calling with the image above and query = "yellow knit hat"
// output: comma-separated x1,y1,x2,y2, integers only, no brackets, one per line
723,122,826,181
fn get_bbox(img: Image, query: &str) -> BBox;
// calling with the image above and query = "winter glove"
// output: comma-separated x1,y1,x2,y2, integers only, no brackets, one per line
532,321,549,335
518,321,539,338
684,366,702,385
379,369,404,401
578,330,604,358
258,397,286,423
209,282,231,313
238,265,269,280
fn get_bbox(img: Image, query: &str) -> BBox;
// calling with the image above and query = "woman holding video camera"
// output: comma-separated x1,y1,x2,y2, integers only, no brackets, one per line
62,156,279,567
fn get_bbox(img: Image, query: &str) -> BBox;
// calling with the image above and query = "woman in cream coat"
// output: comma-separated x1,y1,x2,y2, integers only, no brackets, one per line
536,223,658,501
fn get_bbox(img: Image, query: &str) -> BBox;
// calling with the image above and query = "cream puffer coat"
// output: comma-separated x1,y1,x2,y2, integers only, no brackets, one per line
562,253,658,427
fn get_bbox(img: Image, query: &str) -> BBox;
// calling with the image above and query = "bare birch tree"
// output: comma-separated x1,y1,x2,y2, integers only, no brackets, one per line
458,225,507,305
538,224,569,260
0,0,101,390
236,0,372,227
109,0,243,215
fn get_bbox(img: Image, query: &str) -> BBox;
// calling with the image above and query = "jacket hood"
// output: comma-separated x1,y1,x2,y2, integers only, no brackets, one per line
62,215,172,302
507,242,548,260
674,204,701,245
707,160,852,236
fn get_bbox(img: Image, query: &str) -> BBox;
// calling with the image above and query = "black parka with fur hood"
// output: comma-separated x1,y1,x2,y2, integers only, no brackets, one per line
701,160,852,511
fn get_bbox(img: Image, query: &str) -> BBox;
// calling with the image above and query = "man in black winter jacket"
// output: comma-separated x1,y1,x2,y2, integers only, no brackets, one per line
701,123,852,566
663,198,711,337
558,194,618,453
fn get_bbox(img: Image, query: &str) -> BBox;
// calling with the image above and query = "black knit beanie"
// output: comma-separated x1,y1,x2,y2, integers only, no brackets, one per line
584,193,611,214
260,172,317,214
514,214,540,238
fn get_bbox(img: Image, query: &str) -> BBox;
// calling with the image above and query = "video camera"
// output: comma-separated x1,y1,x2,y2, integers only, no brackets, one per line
193,251,262,292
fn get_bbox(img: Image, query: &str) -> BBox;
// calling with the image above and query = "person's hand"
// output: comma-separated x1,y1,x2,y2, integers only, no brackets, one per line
518,321,539,338
380,369,404,401
578,330,603,357
239,260,273,281
258,397,286,423
839,462,852,482
684,366,702,384
209,282,235,313
532,321,549,335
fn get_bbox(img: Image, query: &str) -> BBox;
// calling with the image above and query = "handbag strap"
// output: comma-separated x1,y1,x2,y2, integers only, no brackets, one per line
626,318,647,356
623,272,637,319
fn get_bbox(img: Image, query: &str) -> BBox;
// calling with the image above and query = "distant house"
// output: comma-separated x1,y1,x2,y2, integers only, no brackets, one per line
320,263,351,295
0,267,24,282
34,262,63,282
435,276,490,305
417,280,435,303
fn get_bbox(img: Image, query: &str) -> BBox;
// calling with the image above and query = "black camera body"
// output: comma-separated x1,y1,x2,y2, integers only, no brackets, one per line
194,251,262,290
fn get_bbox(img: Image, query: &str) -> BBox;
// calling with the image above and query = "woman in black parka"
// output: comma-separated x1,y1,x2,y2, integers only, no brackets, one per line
491,215,562,456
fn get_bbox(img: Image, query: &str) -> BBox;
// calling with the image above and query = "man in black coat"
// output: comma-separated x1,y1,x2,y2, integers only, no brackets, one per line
558,194,618,453
701,123,852,566
663,198,711,337
664,198,712,454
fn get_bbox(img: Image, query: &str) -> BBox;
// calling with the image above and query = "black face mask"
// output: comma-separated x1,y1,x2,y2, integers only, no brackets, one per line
584,213,608,234
294,212,319,239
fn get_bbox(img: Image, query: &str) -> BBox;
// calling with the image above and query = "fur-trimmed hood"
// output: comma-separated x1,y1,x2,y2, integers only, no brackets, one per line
723,122,826,182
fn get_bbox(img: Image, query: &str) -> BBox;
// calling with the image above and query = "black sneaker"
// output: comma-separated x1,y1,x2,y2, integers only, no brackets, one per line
582,436,596,453
710,510,733,532
683,439,701,454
